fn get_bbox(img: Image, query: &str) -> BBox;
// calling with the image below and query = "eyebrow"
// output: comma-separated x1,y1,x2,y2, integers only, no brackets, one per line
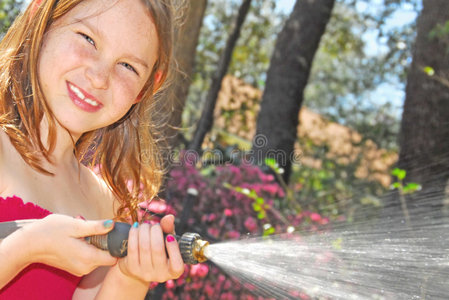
74,17,150,70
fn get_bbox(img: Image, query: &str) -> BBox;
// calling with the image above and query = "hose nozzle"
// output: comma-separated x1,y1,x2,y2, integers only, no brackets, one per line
86,222,209,265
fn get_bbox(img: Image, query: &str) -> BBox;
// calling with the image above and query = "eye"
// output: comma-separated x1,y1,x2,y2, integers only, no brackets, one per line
78,32,96,48
120,62,139,75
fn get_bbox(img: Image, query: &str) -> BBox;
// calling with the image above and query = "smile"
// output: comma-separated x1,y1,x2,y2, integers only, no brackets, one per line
66,81,103,112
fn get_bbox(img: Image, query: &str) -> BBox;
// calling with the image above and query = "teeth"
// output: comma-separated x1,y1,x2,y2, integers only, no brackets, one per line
84,98,99,106
69,83,99,107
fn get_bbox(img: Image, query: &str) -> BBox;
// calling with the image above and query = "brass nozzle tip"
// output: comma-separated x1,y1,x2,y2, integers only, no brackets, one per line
179,232,209,264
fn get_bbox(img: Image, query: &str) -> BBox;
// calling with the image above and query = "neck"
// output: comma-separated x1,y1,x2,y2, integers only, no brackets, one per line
39,117,80,173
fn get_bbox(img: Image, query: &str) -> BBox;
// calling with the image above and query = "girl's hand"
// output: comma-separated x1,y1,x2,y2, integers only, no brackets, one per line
18,214,117,276
117,215,184,283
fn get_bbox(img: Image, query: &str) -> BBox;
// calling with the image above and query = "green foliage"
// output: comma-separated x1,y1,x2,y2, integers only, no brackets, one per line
304,0,418,150
0,0,23,35
390,167,422,195
423,66,435,76
290,141,387,222
223,182,272,232
183,0,283,137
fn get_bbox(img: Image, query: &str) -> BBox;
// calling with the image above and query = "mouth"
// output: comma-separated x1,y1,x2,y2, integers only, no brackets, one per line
66,81,103,112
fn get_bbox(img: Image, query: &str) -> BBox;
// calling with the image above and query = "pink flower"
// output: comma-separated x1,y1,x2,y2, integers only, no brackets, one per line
204,283,215,297
223,279,232,290
227,230,241,239
165,279,175,289
310,212,322,222
190,263,209,278
244,217,258,233
224,208,233,217
220,292,236,300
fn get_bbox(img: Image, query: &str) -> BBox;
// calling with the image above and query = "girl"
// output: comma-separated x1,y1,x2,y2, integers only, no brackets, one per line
0,0,184,299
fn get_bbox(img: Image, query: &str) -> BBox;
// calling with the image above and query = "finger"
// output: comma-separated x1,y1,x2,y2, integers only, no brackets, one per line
128,222,140,265
160,215,175,234
80,242,118,266
150,224,166,270
139,222,152,270
165,234,185,277
74,219,115,237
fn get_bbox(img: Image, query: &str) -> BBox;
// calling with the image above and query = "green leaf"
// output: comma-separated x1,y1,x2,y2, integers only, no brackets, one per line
252,203,262,212
263,226,275,236
265,158,277,168
255,197,264,205
391,168,406,180
257,211,266,219
249,190,258,199
222,182,232,189
332,237,343,250
390,182,401,190
403,182,422,194
423,66,435,76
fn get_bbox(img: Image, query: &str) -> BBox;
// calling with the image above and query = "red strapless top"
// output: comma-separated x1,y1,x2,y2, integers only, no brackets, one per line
0,196,82,299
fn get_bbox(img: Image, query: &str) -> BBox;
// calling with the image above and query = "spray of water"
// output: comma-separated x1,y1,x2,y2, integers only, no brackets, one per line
203,194,449,299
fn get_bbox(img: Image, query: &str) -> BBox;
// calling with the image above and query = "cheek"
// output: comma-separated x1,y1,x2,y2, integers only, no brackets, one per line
112,73,143,105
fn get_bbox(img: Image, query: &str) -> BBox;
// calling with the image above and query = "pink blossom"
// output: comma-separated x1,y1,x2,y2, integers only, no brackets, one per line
207,213,217,222
220,292,236,300
149,282,158,290
204,283,215,297
207,227,220,237
227,230,241,239
321,217,330,225
189,263,209,278
223,279,232,290
263,184,278,196
310,212,322,222
224,208,233,217
165,279,175,289
244,217,258,233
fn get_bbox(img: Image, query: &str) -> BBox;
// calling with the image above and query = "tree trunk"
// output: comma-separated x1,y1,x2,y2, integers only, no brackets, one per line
188,0,252,153
396,0,449,216
251,0,335,182
162,0,207,150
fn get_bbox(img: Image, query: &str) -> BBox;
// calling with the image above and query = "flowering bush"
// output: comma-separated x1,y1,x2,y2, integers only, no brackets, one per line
143,154,331,299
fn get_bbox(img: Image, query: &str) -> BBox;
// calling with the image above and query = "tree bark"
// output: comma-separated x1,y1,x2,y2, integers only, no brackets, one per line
251,0,335,182
188,0,252,153
397,0,449,215
162,0,207,151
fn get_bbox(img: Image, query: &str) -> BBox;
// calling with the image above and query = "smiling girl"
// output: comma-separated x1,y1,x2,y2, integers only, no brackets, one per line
0,0,184,299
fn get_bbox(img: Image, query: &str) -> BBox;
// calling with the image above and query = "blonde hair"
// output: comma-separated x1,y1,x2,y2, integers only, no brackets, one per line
0,0,176,221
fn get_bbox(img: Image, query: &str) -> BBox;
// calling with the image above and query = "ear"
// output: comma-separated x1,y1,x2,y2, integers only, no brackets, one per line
153,70,164,93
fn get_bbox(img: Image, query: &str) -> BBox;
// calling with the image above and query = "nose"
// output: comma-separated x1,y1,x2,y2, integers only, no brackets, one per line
85,59,110,90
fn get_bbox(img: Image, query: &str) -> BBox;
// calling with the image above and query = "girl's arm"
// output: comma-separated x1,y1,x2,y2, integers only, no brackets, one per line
0,228,32,288
0,215,117,290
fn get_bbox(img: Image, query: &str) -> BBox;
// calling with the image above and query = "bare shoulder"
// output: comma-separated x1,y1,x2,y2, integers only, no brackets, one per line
80,165,118,220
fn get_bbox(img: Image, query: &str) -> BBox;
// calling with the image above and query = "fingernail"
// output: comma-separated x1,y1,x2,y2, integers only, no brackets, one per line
166,235,175,242
103,220,114,228
133,222,139,228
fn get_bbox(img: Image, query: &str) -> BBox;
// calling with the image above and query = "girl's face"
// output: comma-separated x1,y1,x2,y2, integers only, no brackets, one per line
38,0,159,137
